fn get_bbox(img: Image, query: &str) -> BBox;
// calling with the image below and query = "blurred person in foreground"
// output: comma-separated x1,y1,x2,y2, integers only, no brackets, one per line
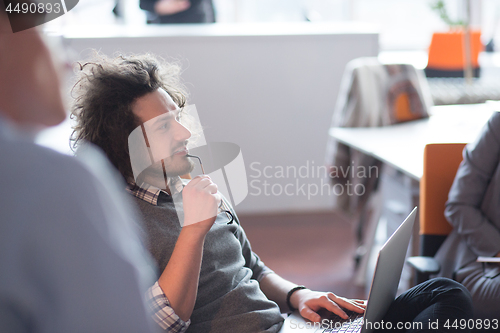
0,3,159,332
70,52,474,333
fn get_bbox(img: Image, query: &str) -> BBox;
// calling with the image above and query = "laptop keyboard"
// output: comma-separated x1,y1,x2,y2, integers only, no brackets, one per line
317,310,363,333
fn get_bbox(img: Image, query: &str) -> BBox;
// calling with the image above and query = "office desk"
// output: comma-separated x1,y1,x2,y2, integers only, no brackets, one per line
328,103,496,288
330,103,495,181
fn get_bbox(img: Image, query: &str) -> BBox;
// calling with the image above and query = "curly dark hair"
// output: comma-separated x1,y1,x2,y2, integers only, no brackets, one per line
71,53,188,182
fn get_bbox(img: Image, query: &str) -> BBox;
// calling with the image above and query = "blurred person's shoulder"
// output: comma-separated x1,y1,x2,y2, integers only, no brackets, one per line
489,111,500,129
0,124,119,232
0,123,154,269
0,132,99,195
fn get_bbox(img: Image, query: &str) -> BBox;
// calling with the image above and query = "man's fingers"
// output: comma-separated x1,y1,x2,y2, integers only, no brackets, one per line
205,183,218,194
328,293,365,313
353,299,367,308
185,175,205,186
185,176,220,205
297,292,367,325
193,177,217,190
314,295,348,319
212,192,222,208
187,175,213,188
299,307,321,323
190,174,210,182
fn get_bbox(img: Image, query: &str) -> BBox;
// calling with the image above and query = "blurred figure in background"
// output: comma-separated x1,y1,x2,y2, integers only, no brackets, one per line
140,0,215,24
436,112,500,324
0,2,158,332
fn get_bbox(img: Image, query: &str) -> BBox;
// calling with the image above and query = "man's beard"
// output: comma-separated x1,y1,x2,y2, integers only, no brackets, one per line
138,156,194,187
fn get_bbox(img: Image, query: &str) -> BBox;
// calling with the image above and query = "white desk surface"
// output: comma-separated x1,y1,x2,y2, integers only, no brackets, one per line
329,103,497,181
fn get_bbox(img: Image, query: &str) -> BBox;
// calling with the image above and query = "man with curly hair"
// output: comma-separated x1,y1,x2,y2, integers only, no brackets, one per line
71,53,474,333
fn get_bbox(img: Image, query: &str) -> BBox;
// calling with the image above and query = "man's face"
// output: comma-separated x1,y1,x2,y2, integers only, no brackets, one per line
131,88,193,185
0,12,66,127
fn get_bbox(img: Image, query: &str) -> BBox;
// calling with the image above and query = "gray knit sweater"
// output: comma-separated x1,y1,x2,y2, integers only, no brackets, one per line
131,192,284,332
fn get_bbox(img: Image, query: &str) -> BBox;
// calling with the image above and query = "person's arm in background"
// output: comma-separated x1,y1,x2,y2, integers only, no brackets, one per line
445,112,500,258
140,0,191,16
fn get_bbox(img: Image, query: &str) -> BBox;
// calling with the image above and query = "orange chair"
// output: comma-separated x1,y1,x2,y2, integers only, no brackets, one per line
407,143,466,284
425,30,483,77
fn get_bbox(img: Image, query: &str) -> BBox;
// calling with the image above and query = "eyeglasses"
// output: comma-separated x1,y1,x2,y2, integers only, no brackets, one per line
187,154,235,225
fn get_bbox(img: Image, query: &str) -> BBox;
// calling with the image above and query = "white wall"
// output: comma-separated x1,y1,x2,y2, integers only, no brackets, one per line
62,22,378,214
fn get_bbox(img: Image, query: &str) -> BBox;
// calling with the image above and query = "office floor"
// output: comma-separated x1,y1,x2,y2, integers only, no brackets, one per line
240,210,366,300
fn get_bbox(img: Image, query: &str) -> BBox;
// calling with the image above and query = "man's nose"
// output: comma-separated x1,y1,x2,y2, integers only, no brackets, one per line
174,121,191,141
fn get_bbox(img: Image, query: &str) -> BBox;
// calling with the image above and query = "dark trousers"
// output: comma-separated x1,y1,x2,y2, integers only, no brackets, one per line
456,261,500,323
375,278,473,333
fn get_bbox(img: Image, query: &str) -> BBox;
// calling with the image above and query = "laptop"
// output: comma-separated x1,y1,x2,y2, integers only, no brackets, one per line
279,207,417,333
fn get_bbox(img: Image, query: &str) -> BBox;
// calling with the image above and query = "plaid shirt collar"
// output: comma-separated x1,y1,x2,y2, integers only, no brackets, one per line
126,176,184,206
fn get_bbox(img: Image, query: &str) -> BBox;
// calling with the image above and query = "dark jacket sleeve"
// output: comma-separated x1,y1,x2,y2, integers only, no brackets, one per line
445,112,500,257
140,0,157,13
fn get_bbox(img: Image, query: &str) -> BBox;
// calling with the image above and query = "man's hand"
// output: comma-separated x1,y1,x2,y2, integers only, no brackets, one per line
182,175,220,231
157,175,219,321
291,289,366,323
154,0,191,15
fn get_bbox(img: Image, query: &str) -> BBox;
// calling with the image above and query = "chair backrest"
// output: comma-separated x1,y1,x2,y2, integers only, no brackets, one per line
331,57,432,128
326,58,433,214
425,31,483,77
419,143,466,257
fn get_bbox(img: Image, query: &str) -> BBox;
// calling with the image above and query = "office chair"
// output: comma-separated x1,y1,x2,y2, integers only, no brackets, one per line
407,143,466,285
425,31,483,78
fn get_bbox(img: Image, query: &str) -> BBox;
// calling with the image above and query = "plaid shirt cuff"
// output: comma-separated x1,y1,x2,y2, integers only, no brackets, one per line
146,281,190,332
